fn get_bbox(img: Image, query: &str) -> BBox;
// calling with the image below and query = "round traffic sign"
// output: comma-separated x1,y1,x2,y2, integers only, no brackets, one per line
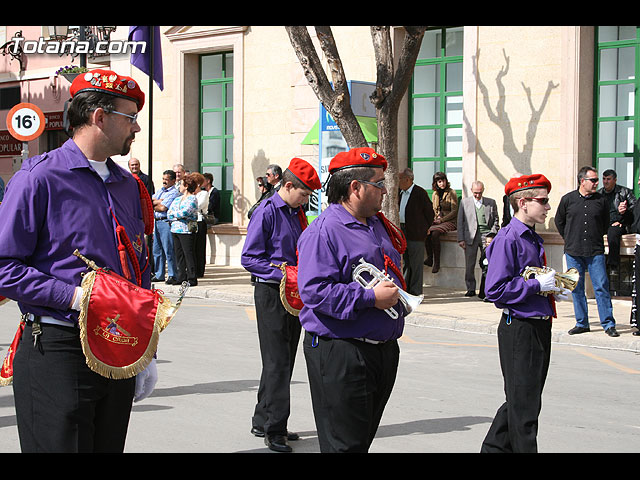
6,102,46,142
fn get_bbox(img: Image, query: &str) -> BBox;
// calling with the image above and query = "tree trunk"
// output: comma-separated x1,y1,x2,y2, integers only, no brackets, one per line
371,26,426,224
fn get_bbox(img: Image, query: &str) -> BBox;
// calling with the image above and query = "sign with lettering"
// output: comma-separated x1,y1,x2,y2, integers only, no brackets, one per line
0,131,23,156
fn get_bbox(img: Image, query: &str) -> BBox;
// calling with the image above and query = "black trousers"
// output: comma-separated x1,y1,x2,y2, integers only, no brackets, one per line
172,232,197,283
252,282,301,436
481,313,551,453
630,245,640,329
303,331,400,453
606,224,625,267
12,321,135,453
195,220,208,278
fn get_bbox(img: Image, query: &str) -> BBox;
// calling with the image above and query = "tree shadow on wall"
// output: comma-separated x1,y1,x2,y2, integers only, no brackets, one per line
464,48,559,189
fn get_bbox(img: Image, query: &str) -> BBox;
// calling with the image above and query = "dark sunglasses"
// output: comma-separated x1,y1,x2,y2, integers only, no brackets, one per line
523,197,550,205
359,179,386,189
584,177,599,183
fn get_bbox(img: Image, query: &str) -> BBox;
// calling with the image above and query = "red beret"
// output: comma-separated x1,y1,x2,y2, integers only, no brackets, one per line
505,174,552,196
287,157,321,191
328,147,387,174
70,69,145,111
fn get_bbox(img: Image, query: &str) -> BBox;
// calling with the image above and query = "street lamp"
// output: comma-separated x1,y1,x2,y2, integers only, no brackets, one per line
46,26,69,41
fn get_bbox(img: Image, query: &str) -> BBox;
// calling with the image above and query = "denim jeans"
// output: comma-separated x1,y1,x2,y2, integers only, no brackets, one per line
153,219,176,280
565,253,615,330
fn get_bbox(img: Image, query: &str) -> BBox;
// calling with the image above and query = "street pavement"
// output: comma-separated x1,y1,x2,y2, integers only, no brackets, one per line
1,264,638,454
163,264,640,354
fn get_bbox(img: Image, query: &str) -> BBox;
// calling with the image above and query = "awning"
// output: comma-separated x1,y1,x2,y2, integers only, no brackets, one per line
301,116,378,145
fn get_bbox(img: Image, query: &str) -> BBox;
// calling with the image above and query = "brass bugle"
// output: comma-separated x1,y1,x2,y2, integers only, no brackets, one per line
352,257,424,318
521,266,579,296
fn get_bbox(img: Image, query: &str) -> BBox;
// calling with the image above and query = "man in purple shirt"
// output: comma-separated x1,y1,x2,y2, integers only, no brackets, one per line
297,147,404,453
241,157,321,453
481,174,565,453
0,69,153,452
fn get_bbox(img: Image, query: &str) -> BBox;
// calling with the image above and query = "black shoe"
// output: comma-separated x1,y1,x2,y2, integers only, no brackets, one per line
464,290,475,297
568,326,590,335
165,277,178,285
188,279,198,287
424,257,433,267
633,330,640,336
265,434,292,453
150,276,163,282
251,427,299,441
605,327,620,337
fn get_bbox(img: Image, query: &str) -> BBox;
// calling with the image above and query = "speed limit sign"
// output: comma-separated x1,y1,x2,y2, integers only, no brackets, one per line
6,102,46,142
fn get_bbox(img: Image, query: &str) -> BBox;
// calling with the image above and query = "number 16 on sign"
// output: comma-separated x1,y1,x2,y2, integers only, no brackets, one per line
6,102,46,142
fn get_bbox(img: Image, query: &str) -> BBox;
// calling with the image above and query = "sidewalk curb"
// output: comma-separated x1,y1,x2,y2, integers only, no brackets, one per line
160,282,640,354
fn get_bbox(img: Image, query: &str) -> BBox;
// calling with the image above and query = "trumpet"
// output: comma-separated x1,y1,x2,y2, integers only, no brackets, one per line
352,258,424,318
521,266,579,296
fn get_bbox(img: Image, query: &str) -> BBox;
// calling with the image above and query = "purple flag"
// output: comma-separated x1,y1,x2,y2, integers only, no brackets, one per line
128,26,164,91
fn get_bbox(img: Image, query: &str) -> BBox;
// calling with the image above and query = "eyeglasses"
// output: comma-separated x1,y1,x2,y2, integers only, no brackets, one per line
265,172,273,177
523,197,550,205
359,179,386,189
583,177,599,183
108,110,139,124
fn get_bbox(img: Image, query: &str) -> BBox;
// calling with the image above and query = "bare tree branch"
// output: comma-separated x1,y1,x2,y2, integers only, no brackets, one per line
285,26,367,148
286,26,426,222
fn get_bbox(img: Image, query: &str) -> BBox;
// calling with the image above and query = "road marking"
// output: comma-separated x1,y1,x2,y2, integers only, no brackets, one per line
572,348,640,374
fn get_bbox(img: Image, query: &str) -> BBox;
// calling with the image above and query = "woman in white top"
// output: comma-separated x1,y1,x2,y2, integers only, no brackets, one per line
193,173,210,278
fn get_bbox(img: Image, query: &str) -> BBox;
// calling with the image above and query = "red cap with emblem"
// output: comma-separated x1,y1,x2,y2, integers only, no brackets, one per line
504,173,552,195
70,69,145,111
328,147,387,174
287,157,321,191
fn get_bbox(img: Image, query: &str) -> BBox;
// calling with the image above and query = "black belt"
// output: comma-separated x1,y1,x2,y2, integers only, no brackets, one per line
502,310,550,321
309,332,387,347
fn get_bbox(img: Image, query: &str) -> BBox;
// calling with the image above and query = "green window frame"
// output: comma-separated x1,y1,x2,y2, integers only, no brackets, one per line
409,26,464,193
594,26,640,195
200,52,234,223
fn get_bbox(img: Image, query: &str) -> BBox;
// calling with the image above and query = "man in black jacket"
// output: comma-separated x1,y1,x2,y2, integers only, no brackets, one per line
599,169,636,273
555,166,618,337
398,168,434,296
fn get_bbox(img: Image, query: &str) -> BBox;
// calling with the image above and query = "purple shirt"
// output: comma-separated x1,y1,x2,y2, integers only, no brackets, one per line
296,203,405,341
484,217,554,318
241,192,304,282
0,139,150,325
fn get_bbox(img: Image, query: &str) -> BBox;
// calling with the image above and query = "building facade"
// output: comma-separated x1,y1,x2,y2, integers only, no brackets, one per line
1,26,636,290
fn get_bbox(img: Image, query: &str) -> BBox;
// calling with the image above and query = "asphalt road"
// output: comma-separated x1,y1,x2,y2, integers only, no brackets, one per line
1,296,639,453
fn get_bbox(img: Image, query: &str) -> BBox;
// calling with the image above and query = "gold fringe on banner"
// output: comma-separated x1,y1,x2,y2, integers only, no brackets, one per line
75,253,184,380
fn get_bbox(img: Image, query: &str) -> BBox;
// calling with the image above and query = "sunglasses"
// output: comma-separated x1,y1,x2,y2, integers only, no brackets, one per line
583,177,599,183
359,179,386,189
523,197,550,205
108,109,139,124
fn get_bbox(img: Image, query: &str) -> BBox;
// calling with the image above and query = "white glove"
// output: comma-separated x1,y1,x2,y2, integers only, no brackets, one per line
71,286,84,311
554,287,571,302
134,358,158,402
535,270,557,293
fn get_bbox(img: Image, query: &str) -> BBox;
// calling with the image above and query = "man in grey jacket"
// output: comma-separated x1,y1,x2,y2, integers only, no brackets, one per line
457,181,499,297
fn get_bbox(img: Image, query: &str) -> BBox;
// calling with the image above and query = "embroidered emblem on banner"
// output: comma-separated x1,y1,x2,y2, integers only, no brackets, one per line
93,313,139,347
